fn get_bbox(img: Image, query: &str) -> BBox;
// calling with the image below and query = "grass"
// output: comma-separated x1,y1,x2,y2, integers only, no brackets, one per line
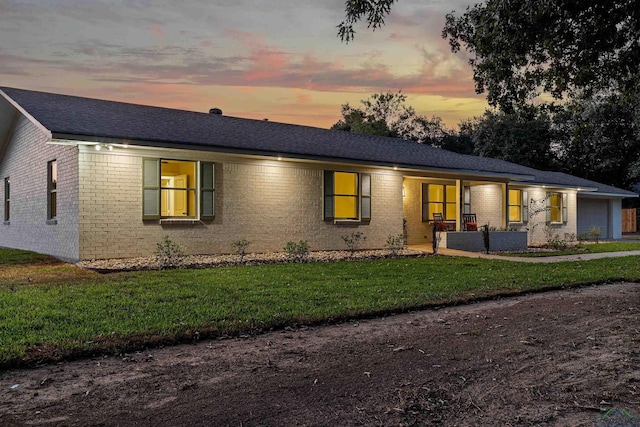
506,241,640,257
0,247,59,265
1,249,639,368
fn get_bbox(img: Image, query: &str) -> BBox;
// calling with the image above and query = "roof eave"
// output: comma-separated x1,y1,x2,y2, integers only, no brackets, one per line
578,191,639,198
516,181,598,191
0,89,52,140
51,134,536,181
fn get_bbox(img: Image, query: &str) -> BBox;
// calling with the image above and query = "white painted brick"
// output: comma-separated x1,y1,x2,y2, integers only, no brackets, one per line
0,116,79,261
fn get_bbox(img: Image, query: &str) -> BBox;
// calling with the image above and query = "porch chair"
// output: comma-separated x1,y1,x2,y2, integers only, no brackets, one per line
463,213,478,231
432,213,448,231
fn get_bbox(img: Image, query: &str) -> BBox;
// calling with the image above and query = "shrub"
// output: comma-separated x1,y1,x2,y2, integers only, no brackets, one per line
589,226,602,243
284,240,310,263
232,239,250,262
564,232,576,243
155,235,185,269
547,235,568,250
384,234,405,256
341,232,366,256
577,232,590,242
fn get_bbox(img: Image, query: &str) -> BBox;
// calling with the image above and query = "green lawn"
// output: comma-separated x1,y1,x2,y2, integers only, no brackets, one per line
1,251,639,368
506,241,640,257
0,247,58,265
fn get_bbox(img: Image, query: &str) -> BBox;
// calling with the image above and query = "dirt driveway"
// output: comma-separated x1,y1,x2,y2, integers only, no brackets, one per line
1,282,639,426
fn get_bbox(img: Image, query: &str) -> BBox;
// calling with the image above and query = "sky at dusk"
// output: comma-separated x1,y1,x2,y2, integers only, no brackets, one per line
0,0,488,129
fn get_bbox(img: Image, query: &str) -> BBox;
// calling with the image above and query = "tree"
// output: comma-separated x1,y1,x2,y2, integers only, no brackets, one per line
469,107,557,170
340,1,640,113
439,119,475,155
441,0,639,111
338,0,397,43
553,93,640,190
331,91,448,145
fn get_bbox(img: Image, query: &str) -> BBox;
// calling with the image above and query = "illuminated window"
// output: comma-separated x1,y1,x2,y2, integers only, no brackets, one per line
160,160,196,217
142,159,215,220
548,192,562,223
334,172,358,219
422,184,457,221
508,189,522,222
4,177,9,222
47,160,57,220
323,171,371,221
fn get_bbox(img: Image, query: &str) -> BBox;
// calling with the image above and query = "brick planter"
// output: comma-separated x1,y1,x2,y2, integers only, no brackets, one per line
440,231,527,252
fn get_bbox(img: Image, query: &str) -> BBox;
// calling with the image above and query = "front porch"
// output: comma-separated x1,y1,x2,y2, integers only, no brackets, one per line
402,176,528,252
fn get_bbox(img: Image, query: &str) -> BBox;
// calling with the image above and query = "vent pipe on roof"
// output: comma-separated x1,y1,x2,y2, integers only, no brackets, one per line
209,108,223,115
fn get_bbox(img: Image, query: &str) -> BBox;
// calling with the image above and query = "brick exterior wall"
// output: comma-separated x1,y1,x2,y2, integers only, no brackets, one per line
441,231,527,252
0,111,587,261
507,186,578,244
402,179,430,244
403,181,579,247
0,116,79,261
470,184,505,229
78,146,404,260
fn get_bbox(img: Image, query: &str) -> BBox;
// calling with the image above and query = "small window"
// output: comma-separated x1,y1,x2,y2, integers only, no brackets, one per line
463,187,471,215
547,192,566,223
323,171,371,221
4,177,9,222
47,160,57,220
508,189,522,222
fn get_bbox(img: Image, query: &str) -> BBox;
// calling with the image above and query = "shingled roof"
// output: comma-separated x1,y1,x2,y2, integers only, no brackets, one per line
1,87,635,197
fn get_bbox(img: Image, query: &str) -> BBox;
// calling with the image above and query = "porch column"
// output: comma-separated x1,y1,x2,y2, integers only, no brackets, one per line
502,182,508,229
456,179,462,231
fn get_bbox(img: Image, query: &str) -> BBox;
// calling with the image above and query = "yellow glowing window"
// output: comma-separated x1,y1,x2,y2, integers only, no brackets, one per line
334,172,358,219
549,192,562,223
143,159,215,220
426,184,456,221
160,160,196,217
323,171,370,221
508,189,522,222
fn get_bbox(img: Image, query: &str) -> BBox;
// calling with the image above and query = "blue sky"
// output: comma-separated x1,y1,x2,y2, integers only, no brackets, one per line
0,0,487,128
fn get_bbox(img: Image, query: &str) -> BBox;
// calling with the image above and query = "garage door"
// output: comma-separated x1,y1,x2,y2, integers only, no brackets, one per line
577,198,610,239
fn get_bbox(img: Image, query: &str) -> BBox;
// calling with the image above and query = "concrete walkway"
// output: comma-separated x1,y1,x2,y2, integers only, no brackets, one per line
408,244,640,263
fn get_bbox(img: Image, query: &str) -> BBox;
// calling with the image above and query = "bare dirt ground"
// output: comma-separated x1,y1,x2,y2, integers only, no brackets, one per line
1,282,639,426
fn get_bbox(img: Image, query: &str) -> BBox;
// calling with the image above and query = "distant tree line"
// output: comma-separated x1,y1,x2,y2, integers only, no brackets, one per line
333,0,640,206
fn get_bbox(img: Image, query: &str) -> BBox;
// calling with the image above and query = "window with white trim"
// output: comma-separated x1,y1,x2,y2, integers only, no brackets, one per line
463,186,471,215
546,192,567,224
142,159,215,220
508,189,523,222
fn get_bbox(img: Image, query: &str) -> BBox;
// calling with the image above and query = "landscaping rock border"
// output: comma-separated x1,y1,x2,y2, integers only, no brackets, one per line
78,249,428,273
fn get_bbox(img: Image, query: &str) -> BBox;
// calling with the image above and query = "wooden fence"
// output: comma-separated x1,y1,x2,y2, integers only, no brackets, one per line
622,208,637,233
